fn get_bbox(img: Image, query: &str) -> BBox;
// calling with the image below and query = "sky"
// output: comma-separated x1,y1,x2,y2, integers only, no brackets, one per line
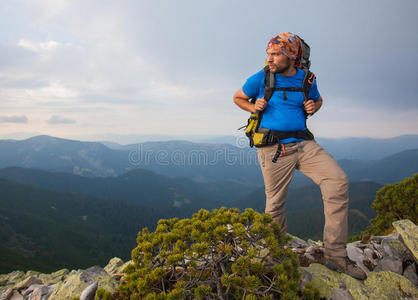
0,0,417,143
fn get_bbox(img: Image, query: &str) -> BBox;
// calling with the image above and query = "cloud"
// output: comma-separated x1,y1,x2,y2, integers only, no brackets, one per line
18,39,62,52
0,115,28,123
47,115,76,125
0,0,417,139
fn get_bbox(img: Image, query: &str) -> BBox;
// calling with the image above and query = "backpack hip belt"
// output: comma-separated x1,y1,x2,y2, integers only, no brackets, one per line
257,128,314,163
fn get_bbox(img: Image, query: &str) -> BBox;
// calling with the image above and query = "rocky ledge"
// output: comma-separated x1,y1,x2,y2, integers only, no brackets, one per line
290,219,418,299
0,259,132,300
0,220,417,300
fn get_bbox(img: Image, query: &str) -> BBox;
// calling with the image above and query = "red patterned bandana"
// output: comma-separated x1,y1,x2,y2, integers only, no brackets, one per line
267,32,302,68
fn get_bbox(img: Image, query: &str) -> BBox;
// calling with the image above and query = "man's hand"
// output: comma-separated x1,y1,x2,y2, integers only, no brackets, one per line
303,99,318,115
254,98,267,112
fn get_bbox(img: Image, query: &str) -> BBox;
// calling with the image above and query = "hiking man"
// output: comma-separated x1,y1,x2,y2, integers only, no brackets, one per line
233,32,366,280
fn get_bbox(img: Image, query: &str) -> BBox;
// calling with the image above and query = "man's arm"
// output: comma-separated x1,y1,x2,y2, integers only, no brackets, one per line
233,88,267,113
304,96,323,115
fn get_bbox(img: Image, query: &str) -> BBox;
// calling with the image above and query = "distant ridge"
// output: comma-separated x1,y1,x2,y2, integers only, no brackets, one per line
2,133,418,160
0,135,417,187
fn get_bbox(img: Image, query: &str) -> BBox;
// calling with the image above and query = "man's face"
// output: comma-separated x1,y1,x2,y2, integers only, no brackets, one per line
266,48,292,74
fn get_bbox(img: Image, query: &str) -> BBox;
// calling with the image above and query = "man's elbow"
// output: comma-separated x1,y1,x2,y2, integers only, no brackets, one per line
233,91,242,105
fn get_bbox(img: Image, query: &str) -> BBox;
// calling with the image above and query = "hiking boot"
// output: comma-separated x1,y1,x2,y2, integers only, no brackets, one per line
324,255,367,280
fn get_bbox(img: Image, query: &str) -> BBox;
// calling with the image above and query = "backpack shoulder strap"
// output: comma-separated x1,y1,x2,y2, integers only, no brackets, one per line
302,69,315,101
263,66,275,102
301,69,316,119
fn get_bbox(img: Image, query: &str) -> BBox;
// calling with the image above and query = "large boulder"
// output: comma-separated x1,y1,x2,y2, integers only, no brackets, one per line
301,264,365,299
403,263,417,286
392,219,418,261
302,264,418,300
79,281,98,300
49,266,118,300
363,271,418,299
14,276,43,290
374,256,403,274
104,257,124,275
36,269,69,285
381,235,413,261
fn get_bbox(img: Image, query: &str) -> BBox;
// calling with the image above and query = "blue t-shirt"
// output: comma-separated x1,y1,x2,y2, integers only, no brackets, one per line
242,68,320,144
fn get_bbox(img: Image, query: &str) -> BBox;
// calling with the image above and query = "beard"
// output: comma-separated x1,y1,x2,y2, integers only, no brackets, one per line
270,62,291,74
269,56,292,74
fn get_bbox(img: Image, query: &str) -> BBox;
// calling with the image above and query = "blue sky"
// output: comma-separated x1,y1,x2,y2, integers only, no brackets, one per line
0,0,417,143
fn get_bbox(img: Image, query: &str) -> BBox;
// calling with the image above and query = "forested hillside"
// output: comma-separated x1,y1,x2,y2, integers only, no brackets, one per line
0,179,159,273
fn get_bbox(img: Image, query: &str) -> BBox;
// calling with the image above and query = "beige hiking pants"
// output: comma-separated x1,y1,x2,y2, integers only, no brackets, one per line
257,140,348,258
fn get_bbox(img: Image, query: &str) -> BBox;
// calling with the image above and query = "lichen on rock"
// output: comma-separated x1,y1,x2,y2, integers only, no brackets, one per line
49,266,118,300
392,219,418,261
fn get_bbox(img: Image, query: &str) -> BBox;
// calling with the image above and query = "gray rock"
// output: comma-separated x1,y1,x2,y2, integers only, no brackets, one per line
298,269,313,291
371,242,384,259
37,269,69,285
370,235,387,242
80,281,98,300
292,247,305,254
23,284,44,297
308,239,323,247
374,257,403,274
381,236,412,261
0,289,13,300
80,266,108,284
8,290,24,300
346,243,369,274
15,277,43,290
331,288,354,300
403,263,418,286
347,243,364,262
50,267,117,299
286,234,308,248
392,219,418,261
302,269,313,282
43,284,56,300
362,248,378,270
104,257,124,275
363,248,376,262
305,245,316,254
349,241,369,250
28,285,49,300
304,253,315,261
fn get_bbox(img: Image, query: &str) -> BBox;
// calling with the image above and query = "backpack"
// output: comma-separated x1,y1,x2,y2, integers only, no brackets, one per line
239,36,315,162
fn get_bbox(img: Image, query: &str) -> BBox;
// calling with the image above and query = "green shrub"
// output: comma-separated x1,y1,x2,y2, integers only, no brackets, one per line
369,174,417,234
95,288,113,300
115,207,319,299
349,174,417,241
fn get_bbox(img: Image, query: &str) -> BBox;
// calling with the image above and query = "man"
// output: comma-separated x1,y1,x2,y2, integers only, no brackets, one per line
233,32,366,280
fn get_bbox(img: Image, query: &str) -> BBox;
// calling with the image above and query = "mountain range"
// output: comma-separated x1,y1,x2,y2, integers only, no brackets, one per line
0,135,417,187
100,134,418,160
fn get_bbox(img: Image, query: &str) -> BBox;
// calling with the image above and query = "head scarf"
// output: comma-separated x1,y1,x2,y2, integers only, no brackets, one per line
267,32,302,68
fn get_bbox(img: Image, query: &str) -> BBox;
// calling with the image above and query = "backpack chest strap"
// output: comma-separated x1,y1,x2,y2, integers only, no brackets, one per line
272,87,304,91
269,87,305,100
